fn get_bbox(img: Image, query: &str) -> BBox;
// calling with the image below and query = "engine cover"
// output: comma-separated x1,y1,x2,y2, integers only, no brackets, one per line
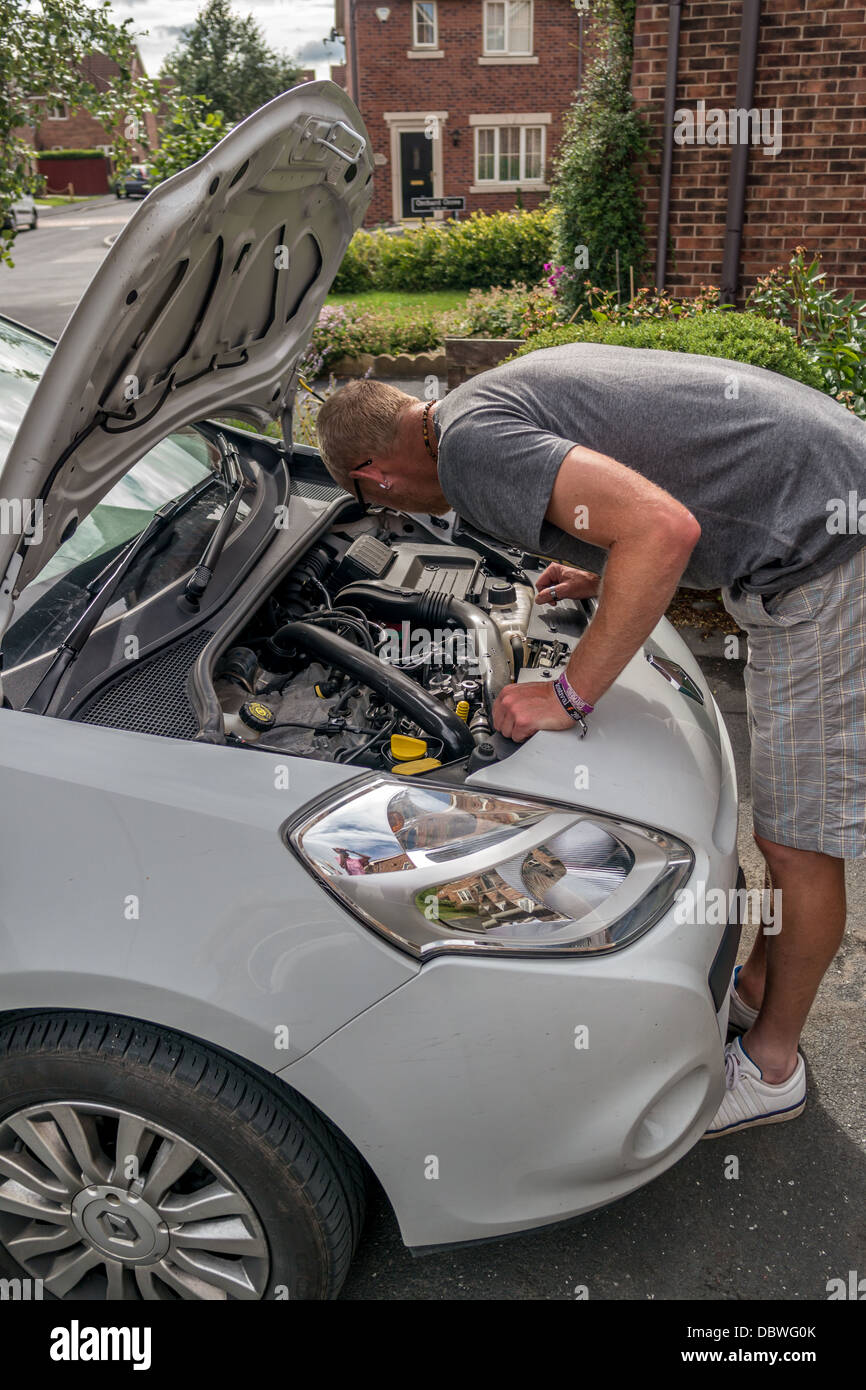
377,544,483,603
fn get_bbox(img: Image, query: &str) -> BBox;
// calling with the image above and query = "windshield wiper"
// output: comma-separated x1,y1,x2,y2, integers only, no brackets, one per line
23,476,212,716
179,432,245,610
23,436,246,715
83,470,216,598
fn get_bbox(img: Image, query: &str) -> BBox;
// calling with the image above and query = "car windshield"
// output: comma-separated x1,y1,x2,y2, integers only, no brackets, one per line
0,317,250,668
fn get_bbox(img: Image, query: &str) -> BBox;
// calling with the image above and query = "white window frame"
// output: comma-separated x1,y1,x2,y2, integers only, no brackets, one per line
412,1,438,48
483,0,533,56
474,123,546,186
46,104,68,120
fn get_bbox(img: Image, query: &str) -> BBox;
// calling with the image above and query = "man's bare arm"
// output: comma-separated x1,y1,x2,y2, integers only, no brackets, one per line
545,444,701,705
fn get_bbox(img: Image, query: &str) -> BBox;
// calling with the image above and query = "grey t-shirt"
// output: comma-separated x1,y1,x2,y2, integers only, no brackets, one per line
432,342,866,596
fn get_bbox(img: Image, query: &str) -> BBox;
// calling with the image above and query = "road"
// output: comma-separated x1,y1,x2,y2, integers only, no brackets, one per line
0,196,137,338
1,202,863,1301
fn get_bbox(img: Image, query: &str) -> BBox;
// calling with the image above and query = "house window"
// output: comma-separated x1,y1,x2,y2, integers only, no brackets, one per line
484,1,532,55
47,103,68,119
412,1,438,47
475,124,545,184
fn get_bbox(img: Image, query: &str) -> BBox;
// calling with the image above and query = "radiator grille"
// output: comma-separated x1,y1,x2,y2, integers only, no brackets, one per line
76,629,214,738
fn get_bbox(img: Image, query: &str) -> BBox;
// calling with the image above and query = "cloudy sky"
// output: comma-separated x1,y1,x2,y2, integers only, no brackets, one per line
86,1,346,78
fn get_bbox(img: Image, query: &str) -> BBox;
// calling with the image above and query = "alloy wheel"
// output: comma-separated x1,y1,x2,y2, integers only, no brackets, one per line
0,1101,270,1299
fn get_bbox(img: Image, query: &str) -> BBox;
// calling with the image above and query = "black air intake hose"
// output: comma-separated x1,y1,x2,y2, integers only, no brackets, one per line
269,620,475,760
334,582,510,714
281,544,333,617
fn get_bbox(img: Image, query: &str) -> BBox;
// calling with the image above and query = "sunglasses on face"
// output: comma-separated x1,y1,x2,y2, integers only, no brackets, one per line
352,458,374,507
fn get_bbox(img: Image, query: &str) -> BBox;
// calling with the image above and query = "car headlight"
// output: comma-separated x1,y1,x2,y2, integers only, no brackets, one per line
287,777,693,959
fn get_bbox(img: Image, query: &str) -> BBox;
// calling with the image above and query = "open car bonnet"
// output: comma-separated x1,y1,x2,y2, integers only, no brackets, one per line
0,79,373,615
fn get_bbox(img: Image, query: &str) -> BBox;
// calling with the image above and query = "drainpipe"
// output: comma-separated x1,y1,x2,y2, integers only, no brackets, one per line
347,0,361,106
578,13,584,89
655,0,682,291
720,0,762,305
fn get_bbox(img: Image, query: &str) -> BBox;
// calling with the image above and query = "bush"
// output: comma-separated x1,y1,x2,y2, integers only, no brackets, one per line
332,208,555,295
447,283,532,338
36,148,107,160
550,0,650,319
747,247,866,418
509,311,825,393
444,280,566,339
299,301,452,374
330,227,383,294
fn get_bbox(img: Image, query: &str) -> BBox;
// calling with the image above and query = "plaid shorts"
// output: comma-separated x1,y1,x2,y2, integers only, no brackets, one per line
720,542,866,859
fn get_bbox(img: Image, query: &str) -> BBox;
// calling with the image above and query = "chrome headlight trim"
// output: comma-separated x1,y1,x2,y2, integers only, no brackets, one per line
284,774,695,961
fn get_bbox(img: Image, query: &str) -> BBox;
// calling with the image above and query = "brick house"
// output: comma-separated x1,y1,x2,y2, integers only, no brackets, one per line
632,2,866,301
13,49,161,196
333,0,593,225
26,51,158,159
338,1,864,300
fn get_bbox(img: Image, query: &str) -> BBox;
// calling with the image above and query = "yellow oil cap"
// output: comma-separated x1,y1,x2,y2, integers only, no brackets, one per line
393,757,443,776
455,700,470,722
390,734,428,761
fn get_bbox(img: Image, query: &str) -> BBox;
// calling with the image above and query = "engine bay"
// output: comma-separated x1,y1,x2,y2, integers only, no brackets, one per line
212,511,590,773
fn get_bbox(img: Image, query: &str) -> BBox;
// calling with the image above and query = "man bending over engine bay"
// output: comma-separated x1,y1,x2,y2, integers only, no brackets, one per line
315,340,866,1140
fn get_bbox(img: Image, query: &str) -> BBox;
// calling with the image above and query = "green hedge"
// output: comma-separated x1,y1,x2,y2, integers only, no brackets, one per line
36,149,108,160
508,312,825,392
333,208,555,294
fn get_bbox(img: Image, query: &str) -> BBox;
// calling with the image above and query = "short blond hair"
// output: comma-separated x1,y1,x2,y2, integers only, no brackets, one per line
315,378,415,490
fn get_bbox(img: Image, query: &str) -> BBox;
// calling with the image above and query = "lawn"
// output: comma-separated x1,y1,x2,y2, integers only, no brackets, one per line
325,289,468,315
35,195,100,206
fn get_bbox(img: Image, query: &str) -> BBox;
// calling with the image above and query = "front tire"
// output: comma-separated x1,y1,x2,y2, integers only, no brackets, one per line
0,1012,366,1300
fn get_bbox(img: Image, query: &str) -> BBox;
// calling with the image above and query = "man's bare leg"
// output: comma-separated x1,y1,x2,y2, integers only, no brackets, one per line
734,859,772,1010
739,833,847,1084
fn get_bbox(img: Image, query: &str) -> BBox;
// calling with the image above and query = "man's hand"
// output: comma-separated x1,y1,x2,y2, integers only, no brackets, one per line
492,679,575,742
535,562,600,606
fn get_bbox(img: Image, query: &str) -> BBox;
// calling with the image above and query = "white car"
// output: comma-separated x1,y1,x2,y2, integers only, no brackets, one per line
0,82,741,1301
4,194,38,233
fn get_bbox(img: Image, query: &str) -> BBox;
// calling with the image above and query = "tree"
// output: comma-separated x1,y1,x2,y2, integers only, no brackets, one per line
160,0,304,127
550,0,649,318
149,94,227,184
0,0,160,263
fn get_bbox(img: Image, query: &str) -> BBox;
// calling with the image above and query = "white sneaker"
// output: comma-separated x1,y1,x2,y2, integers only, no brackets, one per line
728,964,760,1032
702,1035,806,1138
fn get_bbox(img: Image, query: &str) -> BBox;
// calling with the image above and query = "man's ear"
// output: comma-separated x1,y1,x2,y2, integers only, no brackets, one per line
349,462,389,487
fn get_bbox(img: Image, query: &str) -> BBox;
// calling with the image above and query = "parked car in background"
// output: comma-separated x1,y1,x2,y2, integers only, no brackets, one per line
2,195,38,232
114,165,152,199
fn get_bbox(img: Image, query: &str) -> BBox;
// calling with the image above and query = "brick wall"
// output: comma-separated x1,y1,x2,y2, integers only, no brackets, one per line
21,50,155,162
344,0,596,227
35,110,114,151
632,1,866,300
